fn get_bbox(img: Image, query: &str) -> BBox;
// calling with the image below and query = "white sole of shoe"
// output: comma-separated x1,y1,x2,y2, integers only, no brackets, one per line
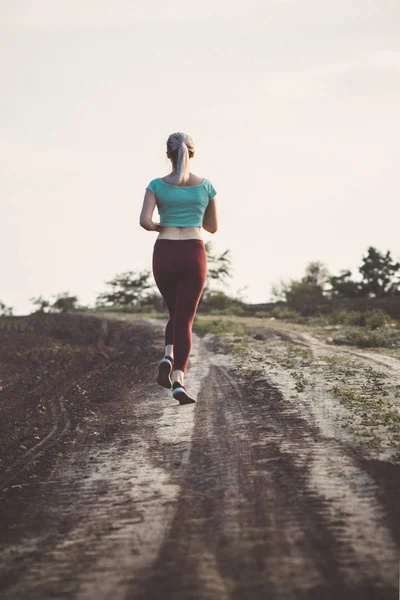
157,359,172,389
172,387,196,404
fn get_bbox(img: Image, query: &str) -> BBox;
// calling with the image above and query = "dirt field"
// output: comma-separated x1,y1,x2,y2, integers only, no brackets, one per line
0,312,399,599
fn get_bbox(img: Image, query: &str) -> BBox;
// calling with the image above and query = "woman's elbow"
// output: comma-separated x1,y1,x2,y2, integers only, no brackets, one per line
209,219,218,233
139,218,150,230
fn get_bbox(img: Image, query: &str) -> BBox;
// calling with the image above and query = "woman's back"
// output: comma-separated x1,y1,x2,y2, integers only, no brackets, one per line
146,172,217,240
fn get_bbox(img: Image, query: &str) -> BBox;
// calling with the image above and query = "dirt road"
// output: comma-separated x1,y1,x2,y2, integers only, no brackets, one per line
0,313,399,599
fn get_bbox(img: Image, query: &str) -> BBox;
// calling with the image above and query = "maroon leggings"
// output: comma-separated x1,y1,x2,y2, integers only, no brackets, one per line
152,239,207,372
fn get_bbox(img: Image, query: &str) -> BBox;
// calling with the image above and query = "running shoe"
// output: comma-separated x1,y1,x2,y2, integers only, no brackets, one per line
172,381,196,404
157,356,173,389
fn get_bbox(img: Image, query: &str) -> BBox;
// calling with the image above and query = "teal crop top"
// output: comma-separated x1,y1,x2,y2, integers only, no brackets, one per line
146,177,217,227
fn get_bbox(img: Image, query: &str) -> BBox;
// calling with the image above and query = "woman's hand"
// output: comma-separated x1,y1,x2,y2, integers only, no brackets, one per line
152,222,162,232
140,220,161,232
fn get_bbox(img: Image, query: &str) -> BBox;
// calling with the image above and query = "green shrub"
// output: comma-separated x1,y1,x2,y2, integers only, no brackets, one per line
332,328,400,348
330,310,364,326
206,305,247,316
226,305,246,316
208,308,225,315
202,291,235,311
330,308,391,329
270,306,301,321
283,280,325,315
310,314,331,327
193,317,230,336
364,309,391,330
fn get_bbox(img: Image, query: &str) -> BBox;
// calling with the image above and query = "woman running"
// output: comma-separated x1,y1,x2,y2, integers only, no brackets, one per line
139,132,218,405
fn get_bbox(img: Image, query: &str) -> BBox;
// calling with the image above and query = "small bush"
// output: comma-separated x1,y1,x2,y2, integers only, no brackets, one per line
330,310,364,326
193,318,230,336
364,309,391,330
270,306,301,321
207,306,247,316
202,291,235,311
226,305,246,316
310,314,331,327
330,308,391,329
332,329,400,348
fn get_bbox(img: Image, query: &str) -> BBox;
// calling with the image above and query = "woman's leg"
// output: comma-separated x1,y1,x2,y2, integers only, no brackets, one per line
173,243,207,377
152,242,178,349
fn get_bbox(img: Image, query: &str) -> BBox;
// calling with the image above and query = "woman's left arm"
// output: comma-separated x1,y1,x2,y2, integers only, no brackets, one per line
139,189,161,232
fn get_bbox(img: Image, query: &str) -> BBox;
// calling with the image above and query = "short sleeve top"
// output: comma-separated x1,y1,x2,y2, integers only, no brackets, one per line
146,177,217,227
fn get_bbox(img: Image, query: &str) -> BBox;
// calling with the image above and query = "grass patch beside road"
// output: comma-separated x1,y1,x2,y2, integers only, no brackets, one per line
92,310,400,359
190,314,400,461
330,327,400,349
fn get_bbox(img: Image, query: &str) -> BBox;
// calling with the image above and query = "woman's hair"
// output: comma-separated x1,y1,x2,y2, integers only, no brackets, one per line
166,132,195,185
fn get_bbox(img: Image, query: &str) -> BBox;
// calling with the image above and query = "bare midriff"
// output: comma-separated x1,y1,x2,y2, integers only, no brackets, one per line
156,226,203,241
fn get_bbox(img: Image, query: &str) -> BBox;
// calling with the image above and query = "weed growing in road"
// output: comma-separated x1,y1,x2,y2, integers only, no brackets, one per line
265,343,313,393
269,343,313,371
319,354,343,366
331,382,400,456
237,365,264,379
331,385,361,404
292,371,307,393
364,365,388,396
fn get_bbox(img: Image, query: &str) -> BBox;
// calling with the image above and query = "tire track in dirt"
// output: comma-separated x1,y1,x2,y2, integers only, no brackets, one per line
0,394,71,492
287,328,400,372
0,324,211,600
63,332,213,600
0,359,120,493
132,353,398,599
267,328,400,555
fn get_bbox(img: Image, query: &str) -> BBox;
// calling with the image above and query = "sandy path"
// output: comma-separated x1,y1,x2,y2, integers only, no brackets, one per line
0,315,398,599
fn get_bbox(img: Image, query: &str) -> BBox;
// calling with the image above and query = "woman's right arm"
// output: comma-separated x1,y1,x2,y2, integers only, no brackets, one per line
139,189,161,232
202,197,218,234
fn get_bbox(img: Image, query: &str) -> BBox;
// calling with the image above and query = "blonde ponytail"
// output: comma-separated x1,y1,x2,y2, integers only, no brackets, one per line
166,132,195,185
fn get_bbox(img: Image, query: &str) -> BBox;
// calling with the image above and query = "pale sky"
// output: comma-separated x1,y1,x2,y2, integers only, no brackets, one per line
1,0,400,315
